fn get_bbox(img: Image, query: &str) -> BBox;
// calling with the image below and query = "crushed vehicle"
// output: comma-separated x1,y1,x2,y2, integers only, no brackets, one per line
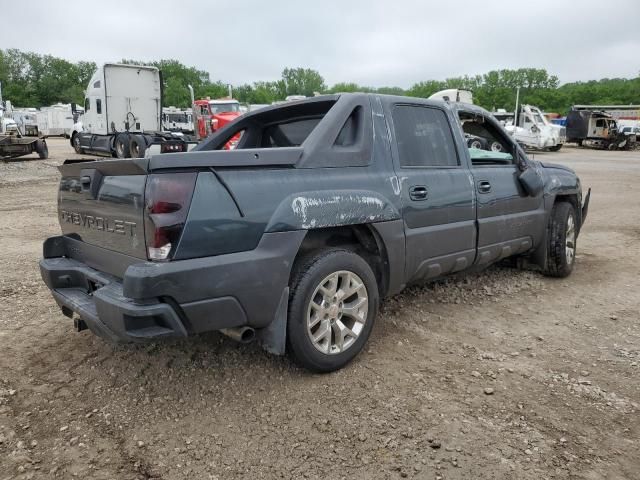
566,109,632,150
495,105,566,151
619,124,639,147
40,94,590,372
70,64,197,158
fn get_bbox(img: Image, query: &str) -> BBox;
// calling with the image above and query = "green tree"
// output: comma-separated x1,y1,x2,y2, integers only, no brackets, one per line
281,67,326,97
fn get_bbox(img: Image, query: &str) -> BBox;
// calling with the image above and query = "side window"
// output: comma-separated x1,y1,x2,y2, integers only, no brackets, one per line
458,111,514,166
96,99,102,115
84,98,90,112
334,106,362,147
392,105,459,167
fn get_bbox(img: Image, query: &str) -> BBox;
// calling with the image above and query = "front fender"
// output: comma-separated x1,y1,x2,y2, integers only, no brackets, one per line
539,162,581,197
265,190,401,232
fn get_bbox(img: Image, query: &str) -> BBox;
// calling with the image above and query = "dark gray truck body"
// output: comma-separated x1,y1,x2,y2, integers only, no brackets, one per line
40,93,589,353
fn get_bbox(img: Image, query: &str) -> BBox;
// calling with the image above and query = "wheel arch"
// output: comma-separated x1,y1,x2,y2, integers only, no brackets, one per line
291,223,397,299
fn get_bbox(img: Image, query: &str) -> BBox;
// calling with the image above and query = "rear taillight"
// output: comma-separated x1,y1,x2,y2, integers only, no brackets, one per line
144,173,197,261
161,143,184,153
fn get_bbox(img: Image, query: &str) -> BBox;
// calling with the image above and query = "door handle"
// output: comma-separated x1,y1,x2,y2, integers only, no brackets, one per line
477,181,492,194
409,186,428,201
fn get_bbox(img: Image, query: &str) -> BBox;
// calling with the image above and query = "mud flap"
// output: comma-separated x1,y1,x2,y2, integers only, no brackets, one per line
581,188,591,228
257,287,289,356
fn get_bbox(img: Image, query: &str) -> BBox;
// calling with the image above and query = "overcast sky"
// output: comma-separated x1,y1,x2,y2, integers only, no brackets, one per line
3,0,639,88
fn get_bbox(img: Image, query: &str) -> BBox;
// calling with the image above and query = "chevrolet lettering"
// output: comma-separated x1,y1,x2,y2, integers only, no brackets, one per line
59,211,136,236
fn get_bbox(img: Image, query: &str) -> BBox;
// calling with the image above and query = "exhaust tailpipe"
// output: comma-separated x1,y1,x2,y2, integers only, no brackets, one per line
220,326,256,344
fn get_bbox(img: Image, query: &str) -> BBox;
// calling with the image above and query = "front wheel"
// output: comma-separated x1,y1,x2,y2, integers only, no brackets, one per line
287,249,379,372
543,202,577,278
72,134,84,154
548,144,563,152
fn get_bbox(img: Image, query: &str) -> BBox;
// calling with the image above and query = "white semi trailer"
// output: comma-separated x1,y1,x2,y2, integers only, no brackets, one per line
70,64,196,158
36,104,77,138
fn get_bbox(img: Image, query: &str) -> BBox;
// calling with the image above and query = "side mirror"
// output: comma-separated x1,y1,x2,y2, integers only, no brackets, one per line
518,167,544,197
531,125,539,133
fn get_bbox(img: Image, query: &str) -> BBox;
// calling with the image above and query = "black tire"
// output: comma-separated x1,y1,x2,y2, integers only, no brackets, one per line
467,136,489,150
35,139,48,159
115,133,131,158
72,133,84,154
543,202,577,278
490,141,503,152
548,144,563,152
287,249,379,373
129,135,147,158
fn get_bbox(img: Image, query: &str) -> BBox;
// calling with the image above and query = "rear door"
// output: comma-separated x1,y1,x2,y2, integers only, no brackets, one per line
387,102,476,283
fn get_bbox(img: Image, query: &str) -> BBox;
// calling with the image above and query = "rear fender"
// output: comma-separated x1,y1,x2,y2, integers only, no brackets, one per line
264,190,400,232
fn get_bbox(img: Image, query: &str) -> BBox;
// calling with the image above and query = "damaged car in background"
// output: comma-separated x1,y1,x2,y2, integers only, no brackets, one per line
40,93,590,372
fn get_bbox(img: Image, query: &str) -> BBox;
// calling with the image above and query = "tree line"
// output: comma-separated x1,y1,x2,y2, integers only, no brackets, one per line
1,48,639,115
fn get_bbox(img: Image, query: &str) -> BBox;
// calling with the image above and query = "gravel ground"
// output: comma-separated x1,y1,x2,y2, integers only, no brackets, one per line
0,139,639,479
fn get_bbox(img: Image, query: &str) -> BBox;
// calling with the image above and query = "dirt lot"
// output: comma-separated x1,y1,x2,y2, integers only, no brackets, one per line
0,139,638,480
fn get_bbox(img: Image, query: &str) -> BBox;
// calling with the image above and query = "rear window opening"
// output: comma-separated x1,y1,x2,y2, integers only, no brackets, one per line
199,98,338,151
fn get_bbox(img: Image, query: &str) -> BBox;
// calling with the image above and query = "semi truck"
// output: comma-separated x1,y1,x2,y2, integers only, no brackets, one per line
496,105,566,151
70,64,196,158
566,109,632,149
191,97,243,140
162,106,194,134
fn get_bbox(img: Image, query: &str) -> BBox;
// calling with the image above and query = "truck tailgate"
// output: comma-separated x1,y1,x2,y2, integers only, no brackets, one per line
57,159,148,259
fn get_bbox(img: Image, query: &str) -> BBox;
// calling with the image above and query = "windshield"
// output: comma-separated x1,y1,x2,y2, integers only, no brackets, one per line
210,103,240,114
529,107,548,125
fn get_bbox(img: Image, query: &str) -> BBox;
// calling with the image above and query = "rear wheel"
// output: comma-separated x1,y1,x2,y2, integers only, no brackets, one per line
115,134,131,158
548,144,563,152
543,202,577,278
129,135,147,158
35,139,48,159
287,249,379,372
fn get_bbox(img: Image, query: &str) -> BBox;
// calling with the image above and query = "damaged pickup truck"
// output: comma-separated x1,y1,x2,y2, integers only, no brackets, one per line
40,94,590,372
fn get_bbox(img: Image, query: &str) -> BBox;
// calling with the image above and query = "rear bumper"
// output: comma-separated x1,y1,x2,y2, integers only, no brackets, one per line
40,257,189,342
40,231,306,342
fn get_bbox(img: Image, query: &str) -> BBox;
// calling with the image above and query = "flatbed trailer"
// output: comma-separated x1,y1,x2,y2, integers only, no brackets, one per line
0,125,48,161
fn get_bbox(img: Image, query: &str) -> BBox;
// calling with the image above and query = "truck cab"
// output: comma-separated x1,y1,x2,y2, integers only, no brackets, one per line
193,98,242,140
162,106,194,134
510,105,565,151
